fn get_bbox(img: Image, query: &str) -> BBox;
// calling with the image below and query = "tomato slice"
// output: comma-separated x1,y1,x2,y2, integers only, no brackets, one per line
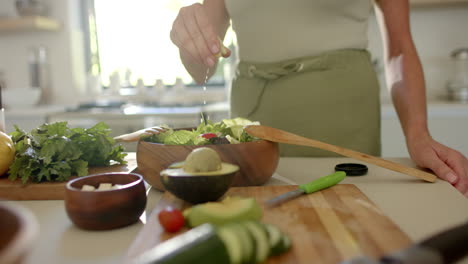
200,133,217,139
158,207,185,233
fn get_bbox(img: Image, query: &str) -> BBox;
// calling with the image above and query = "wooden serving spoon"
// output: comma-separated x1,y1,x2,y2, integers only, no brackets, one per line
244,125,437,183
113,127,167,143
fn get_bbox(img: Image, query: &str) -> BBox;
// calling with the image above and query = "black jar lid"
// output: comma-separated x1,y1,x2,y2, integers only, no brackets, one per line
335,163,368,176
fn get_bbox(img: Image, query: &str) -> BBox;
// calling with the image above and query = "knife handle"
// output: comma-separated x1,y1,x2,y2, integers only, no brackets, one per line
299,171,346,194
419,221,468,264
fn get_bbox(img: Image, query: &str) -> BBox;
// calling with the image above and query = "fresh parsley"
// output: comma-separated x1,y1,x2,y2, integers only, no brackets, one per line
8,122,127,183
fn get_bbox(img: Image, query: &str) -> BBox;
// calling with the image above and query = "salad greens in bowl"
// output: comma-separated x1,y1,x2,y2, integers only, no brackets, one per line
136,118,279,191
141,117,260,146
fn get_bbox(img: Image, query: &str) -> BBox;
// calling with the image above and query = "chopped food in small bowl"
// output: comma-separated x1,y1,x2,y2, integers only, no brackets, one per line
161,147,239,204
136,118,279,191
64,172,146,230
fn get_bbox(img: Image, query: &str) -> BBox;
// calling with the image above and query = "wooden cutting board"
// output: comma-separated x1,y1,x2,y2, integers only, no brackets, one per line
125,184,412,264
0,154,137,201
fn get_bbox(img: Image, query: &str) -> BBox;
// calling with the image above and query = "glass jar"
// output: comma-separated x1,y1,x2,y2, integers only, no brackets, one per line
447,48,468,102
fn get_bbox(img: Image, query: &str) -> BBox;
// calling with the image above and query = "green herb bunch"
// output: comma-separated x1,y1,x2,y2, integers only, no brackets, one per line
8,122,127,183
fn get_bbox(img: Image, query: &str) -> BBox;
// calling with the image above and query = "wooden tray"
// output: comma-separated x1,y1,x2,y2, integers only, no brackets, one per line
0,154,137,201
125,184,412,263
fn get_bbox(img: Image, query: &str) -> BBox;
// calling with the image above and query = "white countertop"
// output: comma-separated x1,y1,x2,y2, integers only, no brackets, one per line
7,156,468,264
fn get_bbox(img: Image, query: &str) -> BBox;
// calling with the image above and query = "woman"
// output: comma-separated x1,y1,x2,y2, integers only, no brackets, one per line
170,0,468,196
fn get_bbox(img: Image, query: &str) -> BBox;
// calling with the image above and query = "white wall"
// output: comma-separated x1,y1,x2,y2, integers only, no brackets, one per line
0,0,86,105
0,2,467,105
367,5,468,102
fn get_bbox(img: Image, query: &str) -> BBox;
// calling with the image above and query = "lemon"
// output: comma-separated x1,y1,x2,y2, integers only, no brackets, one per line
0,131,15,177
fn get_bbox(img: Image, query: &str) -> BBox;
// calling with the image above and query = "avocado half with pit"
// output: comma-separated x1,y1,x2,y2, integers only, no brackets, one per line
160,162,239,204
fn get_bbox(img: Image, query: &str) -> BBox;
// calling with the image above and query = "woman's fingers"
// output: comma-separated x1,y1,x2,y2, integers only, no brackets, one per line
454,180,468,197
436,146,468,195
409,136,468,197
193,4,220,65
171,15,203,65
171,3,219,67
427,156,459,184
183,8,214,67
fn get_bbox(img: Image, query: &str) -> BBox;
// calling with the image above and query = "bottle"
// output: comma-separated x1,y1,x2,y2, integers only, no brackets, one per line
447,48,468,102
108,71,121,96
86,71,102,96
0,70,6,91
28,46,50,104
153,79,166,95
173,77,186,105
135,78,146,95
173,77,186,93
152,79,167,103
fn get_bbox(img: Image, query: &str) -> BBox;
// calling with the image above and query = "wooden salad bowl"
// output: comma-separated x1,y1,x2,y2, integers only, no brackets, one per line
136,139,280,191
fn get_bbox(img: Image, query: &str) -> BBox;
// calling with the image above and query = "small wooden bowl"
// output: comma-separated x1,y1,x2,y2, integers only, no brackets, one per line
0,203,38,264
137,140,280,191
65,172,147,231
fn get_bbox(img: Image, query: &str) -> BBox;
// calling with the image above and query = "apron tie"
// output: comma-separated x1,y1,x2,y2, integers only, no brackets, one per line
233,51,342,118
247,62,304,80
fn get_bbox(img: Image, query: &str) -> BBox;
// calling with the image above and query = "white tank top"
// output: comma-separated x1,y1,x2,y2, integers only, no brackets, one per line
225,0,373,62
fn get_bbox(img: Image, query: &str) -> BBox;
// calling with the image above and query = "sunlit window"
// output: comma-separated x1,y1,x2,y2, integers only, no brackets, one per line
88,0,235,87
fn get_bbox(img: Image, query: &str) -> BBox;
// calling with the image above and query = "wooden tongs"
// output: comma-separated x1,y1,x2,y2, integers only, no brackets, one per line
244,125,437,183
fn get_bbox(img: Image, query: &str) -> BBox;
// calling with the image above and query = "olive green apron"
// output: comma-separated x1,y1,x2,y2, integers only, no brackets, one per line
230,49,381,157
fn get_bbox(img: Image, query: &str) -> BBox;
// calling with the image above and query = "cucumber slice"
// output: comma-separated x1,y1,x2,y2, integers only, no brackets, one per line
264,223,283,256
229,223,255,264
281,234,291,253
218,225,244,264
137,224,230,264
242,221,270,263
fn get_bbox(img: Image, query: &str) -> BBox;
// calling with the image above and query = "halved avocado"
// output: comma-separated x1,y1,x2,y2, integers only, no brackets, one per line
162,163,238,177
160,163,239,204
185,196,262,227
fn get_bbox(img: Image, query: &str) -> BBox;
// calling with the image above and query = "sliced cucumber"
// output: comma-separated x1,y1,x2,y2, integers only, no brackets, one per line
218,225,244,264
137,223,230,264
229,223,256,264
242,221,270,263
280,234,291,253
264,223,283,256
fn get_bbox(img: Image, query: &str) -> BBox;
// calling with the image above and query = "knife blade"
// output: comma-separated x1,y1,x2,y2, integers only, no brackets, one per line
265,171,346,207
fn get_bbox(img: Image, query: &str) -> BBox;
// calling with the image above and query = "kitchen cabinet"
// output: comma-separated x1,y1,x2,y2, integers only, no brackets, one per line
0,16,60,33
382,102,468,157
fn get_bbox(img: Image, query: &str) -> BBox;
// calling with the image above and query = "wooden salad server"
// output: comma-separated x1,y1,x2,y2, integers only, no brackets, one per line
113,127,167,143
244,125,437,183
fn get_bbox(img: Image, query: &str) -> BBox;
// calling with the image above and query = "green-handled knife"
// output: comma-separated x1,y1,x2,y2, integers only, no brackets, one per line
265,171,346,207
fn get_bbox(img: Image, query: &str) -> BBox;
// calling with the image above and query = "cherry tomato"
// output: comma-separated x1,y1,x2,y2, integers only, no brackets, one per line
158,207,185,233
200,133,217,139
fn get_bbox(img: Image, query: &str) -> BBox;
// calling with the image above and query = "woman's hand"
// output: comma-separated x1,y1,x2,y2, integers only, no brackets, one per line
170,3,230,69
407,135,468,197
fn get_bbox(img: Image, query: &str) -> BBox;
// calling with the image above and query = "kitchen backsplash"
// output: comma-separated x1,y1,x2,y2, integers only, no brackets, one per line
0,1,467,105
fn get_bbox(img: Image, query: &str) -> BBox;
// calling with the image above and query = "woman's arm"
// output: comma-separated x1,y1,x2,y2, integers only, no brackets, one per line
375,0,468,196
170,0,231,84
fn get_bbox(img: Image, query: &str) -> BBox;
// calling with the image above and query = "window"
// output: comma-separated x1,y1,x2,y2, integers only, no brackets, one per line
85,0,236,88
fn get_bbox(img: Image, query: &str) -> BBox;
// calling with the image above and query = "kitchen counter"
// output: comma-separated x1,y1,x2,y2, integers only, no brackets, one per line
7,156,468,264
